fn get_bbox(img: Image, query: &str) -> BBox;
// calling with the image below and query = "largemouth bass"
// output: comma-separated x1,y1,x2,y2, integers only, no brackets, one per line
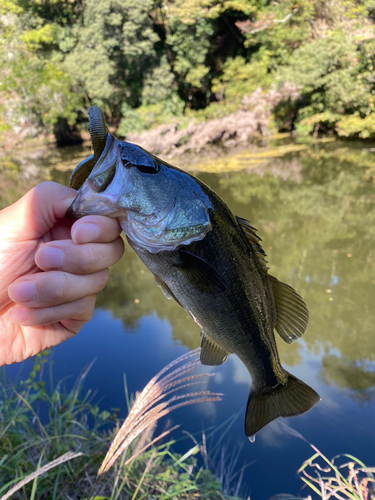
68,106,320,438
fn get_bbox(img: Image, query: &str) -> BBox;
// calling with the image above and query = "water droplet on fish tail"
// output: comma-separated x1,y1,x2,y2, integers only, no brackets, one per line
248,435,256,443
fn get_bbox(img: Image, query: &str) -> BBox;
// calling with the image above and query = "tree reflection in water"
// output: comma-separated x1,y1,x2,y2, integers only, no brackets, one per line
2,139,375,399
96,141,375,400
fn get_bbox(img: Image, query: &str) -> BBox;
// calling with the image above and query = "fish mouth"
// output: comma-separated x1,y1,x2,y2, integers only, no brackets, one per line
67,133,118,219
88,133,114,177
66,203,78,220
67,189,123,219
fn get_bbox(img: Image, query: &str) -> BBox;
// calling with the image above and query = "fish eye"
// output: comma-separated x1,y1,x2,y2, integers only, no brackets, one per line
121,144,159,174
134,155,160,174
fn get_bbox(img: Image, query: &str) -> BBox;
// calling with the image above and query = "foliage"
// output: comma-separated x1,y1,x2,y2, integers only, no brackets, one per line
277,31,374,135
62,0,160,109
211,56,272,103
0,352,111,498
336,111,375,138
91,349,223,498
1,51,80,129
241,0,314,67
0,2,80,131
117,95,185,136
2,0,375,141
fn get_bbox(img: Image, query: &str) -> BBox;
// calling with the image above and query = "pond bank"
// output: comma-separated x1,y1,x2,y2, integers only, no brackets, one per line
0,84,302,164
124,85,301,157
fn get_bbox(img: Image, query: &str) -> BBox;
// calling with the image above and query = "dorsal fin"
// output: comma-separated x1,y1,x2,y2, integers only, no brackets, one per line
236,216,269,270
269,275,309,344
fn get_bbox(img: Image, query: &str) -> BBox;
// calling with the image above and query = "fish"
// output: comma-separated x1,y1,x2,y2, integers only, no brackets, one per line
68,105,320,438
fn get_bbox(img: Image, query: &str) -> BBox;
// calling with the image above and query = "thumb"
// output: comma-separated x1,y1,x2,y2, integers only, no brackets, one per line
1,182,77,240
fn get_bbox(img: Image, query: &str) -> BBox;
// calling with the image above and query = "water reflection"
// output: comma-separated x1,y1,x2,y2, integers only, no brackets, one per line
2,140,375,498
3,141,375,393
90,142,375,399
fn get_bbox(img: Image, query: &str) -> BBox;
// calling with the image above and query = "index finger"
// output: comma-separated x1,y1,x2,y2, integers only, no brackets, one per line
71,215,122,244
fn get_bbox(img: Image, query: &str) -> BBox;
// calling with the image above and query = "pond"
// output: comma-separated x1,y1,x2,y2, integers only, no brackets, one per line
2,137,375,498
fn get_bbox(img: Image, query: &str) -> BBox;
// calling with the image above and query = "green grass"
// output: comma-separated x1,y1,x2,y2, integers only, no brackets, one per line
280,424,375,500
297,450,375,499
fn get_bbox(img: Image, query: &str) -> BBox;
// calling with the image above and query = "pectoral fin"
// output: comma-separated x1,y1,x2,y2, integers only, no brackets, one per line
175,250,227,294
201,333,229,366
270,275,309,344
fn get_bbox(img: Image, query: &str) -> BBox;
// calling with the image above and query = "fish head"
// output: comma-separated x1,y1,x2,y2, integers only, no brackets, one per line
68,106,213,252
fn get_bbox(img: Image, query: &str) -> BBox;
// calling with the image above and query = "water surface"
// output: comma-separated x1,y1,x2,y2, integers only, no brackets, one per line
3,139,375,498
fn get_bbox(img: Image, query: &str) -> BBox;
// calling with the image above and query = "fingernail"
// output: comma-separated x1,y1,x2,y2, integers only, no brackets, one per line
8,281,36,303
37,247,64,269
7,306,29,323
72,223,99,244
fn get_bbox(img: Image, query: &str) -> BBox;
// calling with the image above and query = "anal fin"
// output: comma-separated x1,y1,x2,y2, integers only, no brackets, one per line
201,333,229,366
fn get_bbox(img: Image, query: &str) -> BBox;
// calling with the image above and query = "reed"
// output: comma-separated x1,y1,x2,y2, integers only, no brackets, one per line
89,347,223,497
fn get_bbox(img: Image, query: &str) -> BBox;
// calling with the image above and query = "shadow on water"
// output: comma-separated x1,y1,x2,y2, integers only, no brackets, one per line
2,139,375,498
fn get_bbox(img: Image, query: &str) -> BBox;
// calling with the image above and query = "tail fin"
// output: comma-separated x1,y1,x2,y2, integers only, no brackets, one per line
245,372,320,438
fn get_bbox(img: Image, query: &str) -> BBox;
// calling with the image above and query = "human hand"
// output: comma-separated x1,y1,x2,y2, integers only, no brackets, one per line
0,181,124,365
